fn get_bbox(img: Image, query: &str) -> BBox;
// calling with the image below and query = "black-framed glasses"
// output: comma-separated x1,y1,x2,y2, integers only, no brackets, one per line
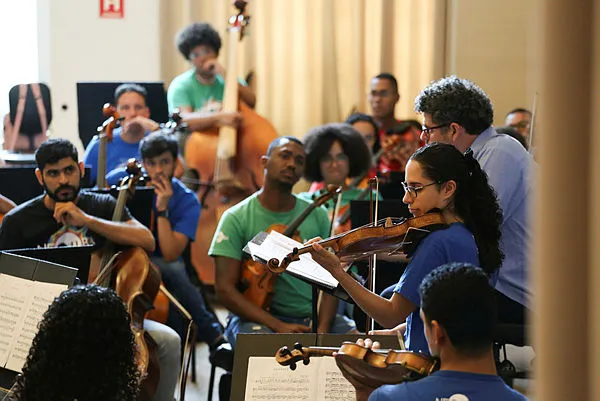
401,181,440,198
421,123,449,135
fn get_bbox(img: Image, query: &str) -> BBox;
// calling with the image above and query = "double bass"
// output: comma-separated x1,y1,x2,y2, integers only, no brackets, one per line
184,1,278,284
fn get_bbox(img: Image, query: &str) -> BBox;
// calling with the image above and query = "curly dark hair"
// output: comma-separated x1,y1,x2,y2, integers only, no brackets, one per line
345,113,381,154
420,263,497,356
410,143,503,276
414,76,494,135
11,285,139,401
303,123,371,182
175,22,222,60
35,138,78,171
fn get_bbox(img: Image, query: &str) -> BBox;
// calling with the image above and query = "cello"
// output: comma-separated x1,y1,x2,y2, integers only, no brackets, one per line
96,103,121,189
184,1,278,284
93,163,161,401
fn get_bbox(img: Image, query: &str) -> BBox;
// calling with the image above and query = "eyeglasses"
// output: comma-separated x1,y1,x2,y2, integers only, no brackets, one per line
421,123,449,135
401,181,439,198
321,153,349,164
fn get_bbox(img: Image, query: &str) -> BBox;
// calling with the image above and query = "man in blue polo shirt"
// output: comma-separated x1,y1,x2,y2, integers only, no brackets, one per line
343,264,528,401
415,76,533,330
139,133,232,371
83,83,159,185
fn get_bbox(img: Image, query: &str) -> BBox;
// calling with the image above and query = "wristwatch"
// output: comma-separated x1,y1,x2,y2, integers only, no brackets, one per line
156,209,169,218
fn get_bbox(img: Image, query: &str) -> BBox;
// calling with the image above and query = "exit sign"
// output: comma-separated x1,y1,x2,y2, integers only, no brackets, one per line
100,0,124,19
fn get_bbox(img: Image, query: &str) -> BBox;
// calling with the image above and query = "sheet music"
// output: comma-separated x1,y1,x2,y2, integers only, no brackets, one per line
250,230,338,289
245,356,355,401
0,274,67,372
0,274,32,366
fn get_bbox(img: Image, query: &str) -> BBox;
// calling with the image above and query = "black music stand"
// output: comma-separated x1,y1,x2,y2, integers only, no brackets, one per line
85,187,154,230
0,166,92,205
4,245,93,285
76,82,169,148
231,333,403,401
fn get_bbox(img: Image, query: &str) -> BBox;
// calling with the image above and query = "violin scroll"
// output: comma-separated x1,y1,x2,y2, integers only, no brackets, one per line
275,342,311,370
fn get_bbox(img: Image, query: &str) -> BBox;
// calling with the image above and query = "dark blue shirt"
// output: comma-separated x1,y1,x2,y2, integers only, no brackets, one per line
152,178,200,259
370,370,528,400
394,223,479,353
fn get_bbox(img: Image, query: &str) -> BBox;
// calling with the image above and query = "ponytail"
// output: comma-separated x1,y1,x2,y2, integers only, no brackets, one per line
410,143,503,276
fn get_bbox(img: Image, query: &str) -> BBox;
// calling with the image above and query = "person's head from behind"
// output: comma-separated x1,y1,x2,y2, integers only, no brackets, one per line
504,108,532,138
405,143,503,275
303,123,371,186
496,126,528,150
415,76,494,152
369,73,400,121
419,263,497,359
262,136,305,191
140,133,178,182
114,83,150,136
34,138,84,203
175,22,222,82
12,285,139,401
345,113,380,154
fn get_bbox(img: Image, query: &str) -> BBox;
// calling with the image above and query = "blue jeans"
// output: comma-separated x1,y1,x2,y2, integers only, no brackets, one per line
151,257,224,347
145,319,180,401
225,313,357,348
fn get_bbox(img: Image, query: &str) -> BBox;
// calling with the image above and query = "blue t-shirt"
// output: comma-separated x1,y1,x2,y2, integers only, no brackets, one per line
370,370,528,400
152,178,200,259
394,223,479,353
82,127,147,184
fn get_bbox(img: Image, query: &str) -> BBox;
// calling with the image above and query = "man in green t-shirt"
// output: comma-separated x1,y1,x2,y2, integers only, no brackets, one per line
167,22,256,132
209,136,357,347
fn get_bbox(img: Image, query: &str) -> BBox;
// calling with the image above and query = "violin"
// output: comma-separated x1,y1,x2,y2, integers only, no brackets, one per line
268,212,447,274
239,185,342,310
276,342,438,388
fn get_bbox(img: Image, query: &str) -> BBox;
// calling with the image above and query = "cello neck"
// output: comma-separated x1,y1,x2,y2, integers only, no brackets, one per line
97,133,108,188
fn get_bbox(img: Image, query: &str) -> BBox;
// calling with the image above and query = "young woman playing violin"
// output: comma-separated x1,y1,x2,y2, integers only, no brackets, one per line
307,142,503,353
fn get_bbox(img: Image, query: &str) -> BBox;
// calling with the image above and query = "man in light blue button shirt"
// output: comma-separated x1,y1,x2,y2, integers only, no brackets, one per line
414,76,533,329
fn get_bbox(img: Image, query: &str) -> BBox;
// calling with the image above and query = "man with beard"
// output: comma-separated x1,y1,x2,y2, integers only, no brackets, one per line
167,22,255,130
0,138,183,401
209,136,357,348
139,133,233,370
83,83,160,185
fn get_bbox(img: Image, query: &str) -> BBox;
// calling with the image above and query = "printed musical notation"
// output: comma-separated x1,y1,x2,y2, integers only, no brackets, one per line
245,356,355,401
0,274,67,372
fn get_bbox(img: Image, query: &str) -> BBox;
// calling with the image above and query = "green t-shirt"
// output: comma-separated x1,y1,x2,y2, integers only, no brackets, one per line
167,69,225,113
166,69,247,113
208,193,330,317
298,187,382,215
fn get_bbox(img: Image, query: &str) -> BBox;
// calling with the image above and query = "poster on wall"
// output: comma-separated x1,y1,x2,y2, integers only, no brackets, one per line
100,0,124,19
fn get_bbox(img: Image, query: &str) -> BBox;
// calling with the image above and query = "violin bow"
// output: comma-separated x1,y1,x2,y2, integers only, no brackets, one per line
365,177,380,333
528,91,538,152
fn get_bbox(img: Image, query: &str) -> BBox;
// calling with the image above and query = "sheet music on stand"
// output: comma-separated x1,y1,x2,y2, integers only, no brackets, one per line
0,252,77,390
243,230,353,302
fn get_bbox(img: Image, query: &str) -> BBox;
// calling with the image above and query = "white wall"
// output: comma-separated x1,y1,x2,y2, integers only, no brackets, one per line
0,0,39,137
37,0,161,155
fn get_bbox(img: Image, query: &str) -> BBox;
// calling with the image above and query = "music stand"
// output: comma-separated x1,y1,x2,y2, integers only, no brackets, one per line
76,82,169,148
4,245,94,285
84,187,154,230
0,166,92,205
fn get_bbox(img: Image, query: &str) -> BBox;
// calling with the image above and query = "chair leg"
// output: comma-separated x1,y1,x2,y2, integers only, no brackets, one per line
191,341,197,383
207,363,216,401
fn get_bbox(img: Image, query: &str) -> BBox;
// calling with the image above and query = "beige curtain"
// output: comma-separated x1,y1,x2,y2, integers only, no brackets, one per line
159,0,444,139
